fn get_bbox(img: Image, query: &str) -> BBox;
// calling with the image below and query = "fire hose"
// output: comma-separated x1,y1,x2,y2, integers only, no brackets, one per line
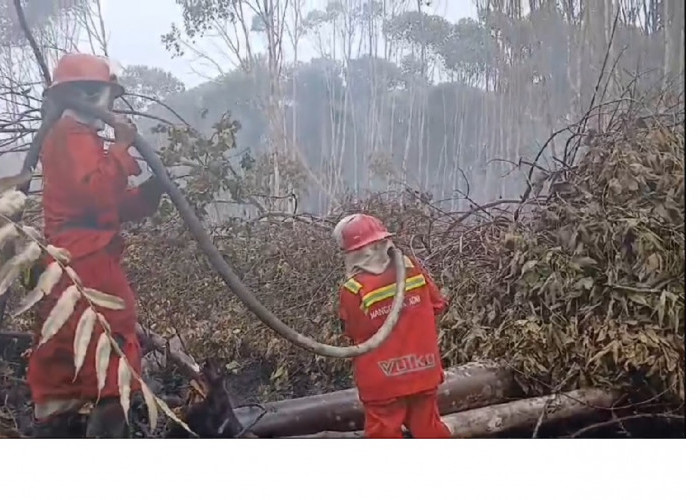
0,93,405,358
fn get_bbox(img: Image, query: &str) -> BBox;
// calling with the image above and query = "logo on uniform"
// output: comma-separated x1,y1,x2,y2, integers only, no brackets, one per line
368,294,421,320
378,353,436,377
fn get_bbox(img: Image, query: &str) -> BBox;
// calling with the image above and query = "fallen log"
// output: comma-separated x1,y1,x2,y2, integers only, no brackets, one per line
444,388,616,438
235,361,515,438
290,388,617,438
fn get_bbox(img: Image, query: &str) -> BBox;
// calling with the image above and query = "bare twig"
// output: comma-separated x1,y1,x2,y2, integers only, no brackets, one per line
442,198,546,238
532,393,560,438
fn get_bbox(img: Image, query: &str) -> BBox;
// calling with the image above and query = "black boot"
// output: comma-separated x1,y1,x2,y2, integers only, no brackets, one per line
86,398,129,438
33,411,83,438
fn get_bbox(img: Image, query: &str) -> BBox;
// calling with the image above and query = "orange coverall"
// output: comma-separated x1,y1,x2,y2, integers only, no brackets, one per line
27,116,160,414
338,255,451,438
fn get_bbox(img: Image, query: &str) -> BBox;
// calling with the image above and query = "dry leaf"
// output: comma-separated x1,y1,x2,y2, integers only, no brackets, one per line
141,381,160,432
645,253,662,272
0,171,31,195
0,224,18,249
83,288,126,310
13,261,64,315
73,308,97,379
65,266,82,286
657,291,667,326
23,241,42,262
118,357,132,422
46,245,71,264
607,178,622,195
37,261,64,294
572,256,597,268
0,189,27,217
155,395,197,437
39,285,81,346
0,266,20,296
520,260,538,276
96,312,111,334
95,332,111,397
575,277,595,291
0,242,42,295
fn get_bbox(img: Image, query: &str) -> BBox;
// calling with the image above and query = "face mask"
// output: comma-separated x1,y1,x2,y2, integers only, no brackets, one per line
64,85,115,130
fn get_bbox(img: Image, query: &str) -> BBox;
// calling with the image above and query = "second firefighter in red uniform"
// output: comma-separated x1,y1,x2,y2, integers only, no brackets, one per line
334,213,451,438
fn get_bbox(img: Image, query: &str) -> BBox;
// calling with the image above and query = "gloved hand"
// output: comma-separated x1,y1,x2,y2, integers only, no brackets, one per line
113,116,137,146
141,174,165,194
138,174,166,209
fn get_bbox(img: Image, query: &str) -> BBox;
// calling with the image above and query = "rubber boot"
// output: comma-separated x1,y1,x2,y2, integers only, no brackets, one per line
86,398,129,438
33,411,82,438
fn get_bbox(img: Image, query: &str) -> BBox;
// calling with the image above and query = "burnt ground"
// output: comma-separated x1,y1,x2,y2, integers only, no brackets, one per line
0,332,351,438
0,334,685,439
1,335,33,437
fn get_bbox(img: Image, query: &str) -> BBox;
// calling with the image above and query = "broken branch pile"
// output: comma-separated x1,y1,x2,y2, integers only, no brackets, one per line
454,111,685,402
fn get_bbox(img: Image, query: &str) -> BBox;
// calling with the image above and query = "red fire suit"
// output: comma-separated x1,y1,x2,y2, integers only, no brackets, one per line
27,116,160,415
338,255,451,438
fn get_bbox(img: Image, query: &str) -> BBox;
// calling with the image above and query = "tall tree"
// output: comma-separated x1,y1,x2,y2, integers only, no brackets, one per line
120,65,186,111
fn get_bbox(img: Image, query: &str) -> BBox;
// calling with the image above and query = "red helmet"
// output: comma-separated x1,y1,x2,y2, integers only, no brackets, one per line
334,214,393,252
48,53,124,96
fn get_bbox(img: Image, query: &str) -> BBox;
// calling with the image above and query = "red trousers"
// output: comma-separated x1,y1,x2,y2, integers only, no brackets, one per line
27,246,142,408
363,389,451,439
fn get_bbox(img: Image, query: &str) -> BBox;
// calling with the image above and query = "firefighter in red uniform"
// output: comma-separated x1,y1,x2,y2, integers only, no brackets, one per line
334,214,452,438
26,53,164,438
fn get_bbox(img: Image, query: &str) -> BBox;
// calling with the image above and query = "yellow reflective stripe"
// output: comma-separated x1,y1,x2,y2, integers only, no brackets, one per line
361,274,426,310
403,255,414,268
343,278,362,294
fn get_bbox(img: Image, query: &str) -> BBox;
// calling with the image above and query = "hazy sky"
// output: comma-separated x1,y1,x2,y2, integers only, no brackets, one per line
100,0,477,88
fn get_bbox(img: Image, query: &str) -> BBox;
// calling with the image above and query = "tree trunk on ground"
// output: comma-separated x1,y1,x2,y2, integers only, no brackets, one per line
292,388,617,438
239,361,515,438
444,388,616,438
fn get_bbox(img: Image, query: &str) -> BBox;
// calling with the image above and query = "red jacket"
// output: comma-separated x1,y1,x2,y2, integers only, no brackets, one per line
40,116,158,259
338,255,447,403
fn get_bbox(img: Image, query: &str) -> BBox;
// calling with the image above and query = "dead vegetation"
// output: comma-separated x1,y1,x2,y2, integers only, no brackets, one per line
119,103,685,407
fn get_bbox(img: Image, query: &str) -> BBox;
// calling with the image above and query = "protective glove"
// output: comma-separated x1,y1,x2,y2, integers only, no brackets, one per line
113,116,137,147
138,174,166,208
